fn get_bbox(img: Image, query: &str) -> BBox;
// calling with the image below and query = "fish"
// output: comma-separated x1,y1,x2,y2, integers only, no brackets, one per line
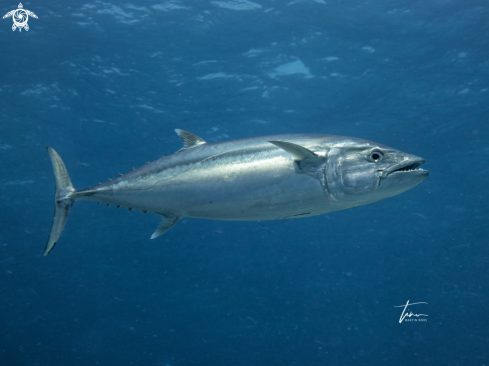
43,130,429,256
246,316,258,324
109,295,125,302
359,69,370,80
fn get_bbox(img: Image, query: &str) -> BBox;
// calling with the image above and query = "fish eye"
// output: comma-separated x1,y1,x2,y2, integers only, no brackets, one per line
369,149,384,163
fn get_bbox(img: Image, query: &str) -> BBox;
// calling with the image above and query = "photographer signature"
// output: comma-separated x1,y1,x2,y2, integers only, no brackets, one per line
394,300,428,323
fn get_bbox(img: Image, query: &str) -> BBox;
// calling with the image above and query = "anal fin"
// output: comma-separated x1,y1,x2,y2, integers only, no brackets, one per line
151,213,180,239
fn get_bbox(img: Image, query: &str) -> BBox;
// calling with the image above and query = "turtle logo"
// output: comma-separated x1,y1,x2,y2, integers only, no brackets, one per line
3,3,38,32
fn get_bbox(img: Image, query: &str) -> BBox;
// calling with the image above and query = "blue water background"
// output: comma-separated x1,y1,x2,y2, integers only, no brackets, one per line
1,0,488,365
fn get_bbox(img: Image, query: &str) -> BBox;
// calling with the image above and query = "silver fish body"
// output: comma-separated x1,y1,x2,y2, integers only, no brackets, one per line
44,130,428,255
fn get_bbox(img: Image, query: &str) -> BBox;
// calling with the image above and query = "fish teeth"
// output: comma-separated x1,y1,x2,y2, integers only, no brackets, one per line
399,167,425,172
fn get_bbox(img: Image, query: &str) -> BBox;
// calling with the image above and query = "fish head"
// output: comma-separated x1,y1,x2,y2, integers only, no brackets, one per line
325,138,428,205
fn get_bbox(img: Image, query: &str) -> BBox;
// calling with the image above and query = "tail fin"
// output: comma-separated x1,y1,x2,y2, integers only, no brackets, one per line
44,147,76,256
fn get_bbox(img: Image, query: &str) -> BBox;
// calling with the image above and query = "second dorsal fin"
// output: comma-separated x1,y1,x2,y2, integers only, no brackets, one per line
175,129,206,150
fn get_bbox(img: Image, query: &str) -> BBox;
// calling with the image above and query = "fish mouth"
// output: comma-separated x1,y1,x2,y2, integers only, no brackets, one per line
383,159,427,177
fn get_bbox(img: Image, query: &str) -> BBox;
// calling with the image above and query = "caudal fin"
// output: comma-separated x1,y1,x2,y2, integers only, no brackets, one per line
44,147,76,256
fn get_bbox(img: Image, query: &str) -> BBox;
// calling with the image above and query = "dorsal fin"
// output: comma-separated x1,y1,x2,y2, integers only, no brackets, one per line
269,141,318,161
175,129,206,150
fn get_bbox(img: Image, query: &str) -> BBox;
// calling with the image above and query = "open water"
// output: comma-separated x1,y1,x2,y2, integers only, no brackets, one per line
1,0,488,365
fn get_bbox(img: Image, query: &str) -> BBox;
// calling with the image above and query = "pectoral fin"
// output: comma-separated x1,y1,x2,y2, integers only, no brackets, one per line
151,213,180,239
269,141,318,161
